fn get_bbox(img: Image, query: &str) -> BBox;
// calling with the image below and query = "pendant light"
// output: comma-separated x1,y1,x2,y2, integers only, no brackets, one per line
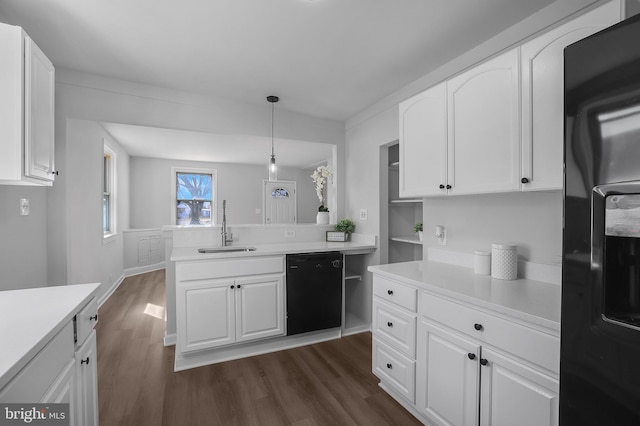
267,95,279,181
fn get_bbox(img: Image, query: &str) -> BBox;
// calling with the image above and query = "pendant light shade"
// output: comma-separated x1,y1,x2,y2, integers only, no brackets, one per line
267,95,279,181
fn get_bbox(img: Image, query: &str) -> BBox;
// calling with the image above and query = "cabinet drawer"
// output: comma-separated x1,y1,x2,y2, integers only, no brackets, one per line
373,338,416,403
420,292,559,374
0,321,74,402
373,276,417,312
177,256,284,281
373,300,416,358
75,297,98,347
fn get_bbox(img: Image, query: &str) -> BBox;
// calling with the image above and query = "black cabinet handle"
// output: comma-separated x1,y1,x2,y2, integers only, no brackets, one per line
480,358,489,366
90,314,98,321
439,184,445,189
474,323,483,331
81,357,90,365
386,363,392,369
237,284,241,289
387,322,393,328
387,290,393,295
446,184,452,189
521,177,530,184
467,353,476,360
230,285,235,289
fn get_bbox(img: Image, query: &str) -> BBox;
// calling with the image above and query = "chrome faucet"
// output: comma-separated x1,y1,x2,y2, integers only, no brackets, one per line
221,200,233,246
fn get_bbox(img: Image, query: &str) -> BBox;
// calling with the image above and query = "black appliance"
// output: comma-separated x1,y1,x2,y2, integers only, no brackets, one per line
562,12,640,425
286,252,343,336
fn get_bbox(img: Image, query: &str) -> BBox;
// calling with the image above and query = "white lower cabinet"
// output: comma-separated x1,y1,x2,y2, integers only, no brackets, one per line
176,256,285,354
0,296,99,426
417,292,559,426
75,331,99,426
417,320,479,426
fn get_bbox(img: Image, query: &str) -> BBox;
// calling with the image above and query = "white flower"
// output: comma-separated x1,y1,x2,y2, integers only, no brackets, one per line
311,165,332,205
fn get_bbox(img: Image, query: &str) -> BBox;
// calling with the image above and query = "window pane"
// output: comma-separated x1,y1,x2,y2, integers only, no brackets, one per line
177,173,212,200
103,194,110,233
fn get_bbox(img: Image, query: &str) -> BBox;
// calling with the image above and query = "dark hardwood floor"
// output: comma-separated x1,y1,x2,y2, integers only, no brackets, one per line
96,270,422,425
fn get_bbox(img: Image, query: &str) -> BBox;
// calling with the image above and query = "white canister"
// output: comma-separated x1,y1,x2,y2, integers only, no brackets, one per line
474,250,491,275
491,243,518,280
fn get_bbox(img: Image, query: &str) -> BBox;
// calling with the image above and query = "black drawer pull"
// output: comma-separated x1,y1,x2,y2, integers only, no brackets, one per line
387,290,393,295
89,314,98,321
474,323,483,331
480,358,489,366
81,357,90,365
230,285,235,289
467,353,476,360
387,322,393,328
386,363,392,369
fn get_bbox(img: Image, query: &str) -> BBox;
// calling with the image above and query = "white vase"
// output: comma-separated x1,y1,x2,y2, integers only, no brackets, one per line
316,211,330,225
418,231,423,241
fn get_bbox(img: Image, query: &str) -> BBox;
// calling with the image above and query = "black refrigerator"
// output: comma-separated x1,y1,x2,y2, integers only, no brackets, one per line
562,12,640,426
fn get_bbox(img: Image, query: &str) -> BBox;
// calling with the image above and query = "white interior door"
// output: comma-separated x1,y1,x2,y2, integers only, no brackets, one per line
263,180,296,224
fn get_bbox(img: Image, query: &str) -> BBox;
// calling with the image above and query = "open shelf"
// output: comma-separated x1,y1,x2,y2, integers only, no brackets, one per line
345,271,362,281
389,161,400,169
390,199,422,205
390,236,423,245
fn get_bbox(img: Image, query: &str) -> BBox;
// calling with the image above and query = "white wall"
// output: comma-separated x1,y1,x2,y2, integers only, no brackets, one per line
62,119,129,303
0,186,48,290
129,157,320,228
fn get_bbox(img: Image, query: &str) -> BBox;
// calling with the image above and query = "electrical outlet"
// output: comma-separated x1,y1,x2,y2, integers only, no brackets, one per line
20,198,29,216
360,209,368,220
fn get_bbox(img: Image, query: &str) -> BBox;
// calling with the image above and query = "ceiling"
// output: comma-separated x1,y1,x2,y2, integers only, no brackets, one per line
0,0,555,166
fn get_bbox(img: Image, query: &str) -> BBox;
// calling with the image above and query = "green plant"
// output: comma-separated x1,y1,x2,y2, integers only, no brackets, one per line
335,219,356,234
318,205,329,212
413,222,423,233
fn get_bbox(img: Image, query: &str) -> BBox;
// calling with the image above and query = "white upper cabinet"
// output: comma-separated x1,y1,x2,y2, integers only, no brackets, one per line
399,82,447,197
520,1,621,191
447,48,521,195
398,1,620,197
0,24,55,186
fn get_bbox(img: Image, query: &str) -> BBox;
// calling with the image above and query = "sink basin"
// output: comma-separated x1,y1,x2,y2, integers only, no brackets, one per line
198,246,257,254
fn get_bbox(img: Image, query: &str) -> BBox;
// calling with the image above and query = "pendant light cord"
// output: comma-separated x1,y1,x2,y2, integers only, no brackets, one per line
271,101,275,157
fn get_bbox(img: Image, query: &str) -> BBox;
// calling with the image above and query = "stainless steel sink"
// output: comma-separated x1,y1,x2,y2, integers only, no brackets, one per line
198,246,257,254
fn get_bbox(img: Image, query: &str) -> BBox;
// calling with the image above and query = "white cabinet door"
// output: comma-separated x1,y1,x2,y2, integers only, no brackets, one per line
417,320,480,426
177,278,235,352
24,35,55,182
480,348,559,426
447,48,520,195
399,82,448,197
235,274,285,342
520,1,620,191
75,330,98,426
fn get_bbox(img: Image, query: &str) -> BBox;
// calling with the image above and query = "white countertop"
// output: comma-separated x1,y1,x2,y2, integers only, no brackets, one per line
0,283,100,390
369,261,561,332
171,240,377,262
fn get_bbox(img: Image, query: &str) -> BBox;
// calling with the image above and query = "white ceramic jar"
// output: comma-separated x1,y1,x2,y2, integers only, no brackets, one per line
491,243,518,280
474,250,491,275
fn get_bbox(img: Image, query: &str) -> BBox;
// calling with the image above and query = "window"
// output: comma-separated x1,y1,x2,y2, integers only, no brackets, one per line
173,168,216,225
103,143,116,239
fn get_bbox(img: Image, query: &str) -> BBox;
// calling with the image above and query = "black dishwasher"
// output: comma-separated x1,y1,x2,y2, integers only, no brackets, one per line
286,252,343,336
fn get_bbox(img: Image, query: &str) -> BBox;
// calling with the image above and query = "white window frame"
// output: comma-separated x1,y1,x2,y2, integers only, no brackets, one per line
103,141,117,243
171,167,217,226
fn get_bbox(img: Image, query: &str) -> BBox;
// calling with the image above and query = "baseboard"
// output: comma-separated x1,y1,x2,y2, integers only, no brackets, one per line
98,273,125,308
123,262,165,278
163,333,176,347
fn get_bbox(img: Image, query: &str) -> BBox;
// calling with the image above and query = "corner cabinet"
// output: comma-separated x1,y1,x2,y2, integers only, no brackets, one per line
0,23,56,186
176,256,285,354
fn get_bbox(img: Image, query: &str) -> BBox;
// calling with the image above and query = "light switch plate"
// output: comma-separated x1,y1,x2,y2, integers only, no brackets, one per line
20,198,30,216
360,209,368,220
